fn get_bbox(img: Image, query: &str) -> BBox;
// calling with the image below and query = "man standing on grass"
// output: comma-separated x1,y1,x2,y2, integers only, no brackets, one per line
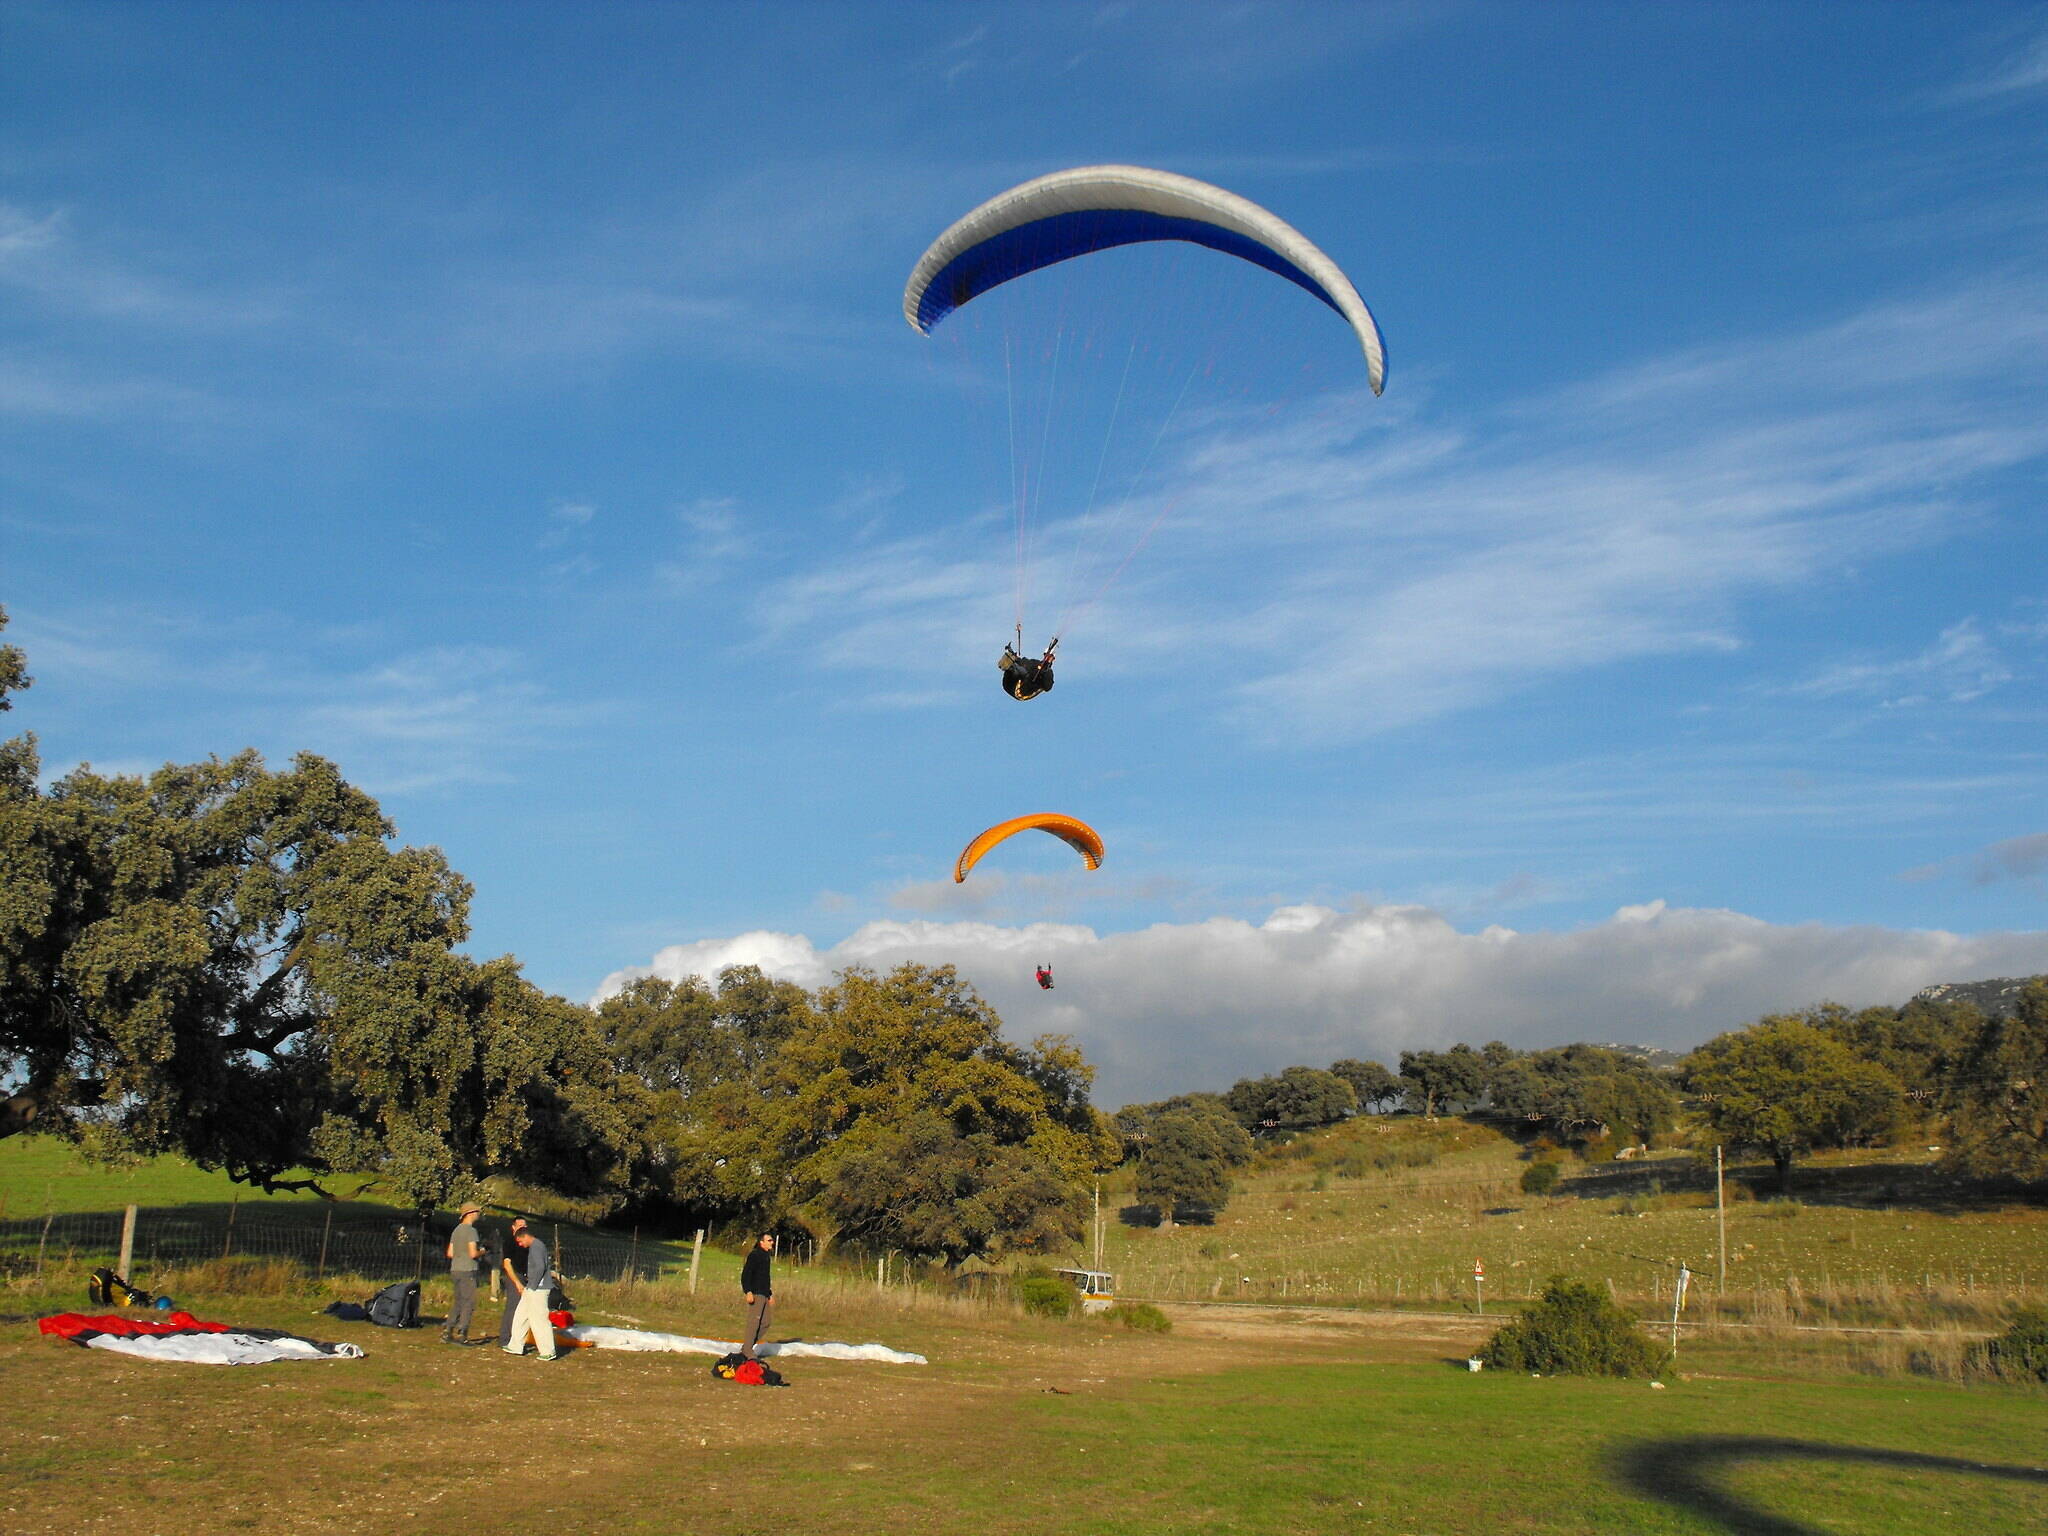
740,1232,775,1358
442,1202,484,1344
503,1225,557,1361
495,1217,527,1347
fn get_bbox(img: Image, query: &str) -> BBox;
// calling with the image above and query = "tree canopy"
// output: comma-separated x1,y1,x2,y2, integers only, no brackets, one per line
1941,978,2048,1184
1684,1016,1904,1187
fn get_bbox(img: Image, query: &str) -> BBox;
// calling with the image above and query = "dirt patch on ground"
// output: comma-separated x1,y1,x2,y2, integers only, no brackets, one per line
1156,1301,1496,1354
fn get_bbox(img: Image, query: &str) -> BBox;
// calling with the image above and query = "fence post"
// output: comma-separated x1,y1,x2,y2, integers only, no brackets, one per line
688,1229,704,1294
36,1210,54,1278
118,1204,138,1282
316,1206,334,1281
628,1226,639,1284
222,1196,238,1261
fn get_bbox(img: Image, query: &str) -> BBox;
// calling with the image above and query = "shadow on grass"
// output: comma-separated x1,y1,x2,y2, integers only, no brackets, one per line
1556,1159,2042,1215
1611,1434,2048,1535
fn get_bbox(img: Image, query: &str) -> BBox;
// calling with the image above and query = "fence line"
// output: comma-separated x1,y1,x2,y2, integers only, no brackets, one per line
0,1205,683,1286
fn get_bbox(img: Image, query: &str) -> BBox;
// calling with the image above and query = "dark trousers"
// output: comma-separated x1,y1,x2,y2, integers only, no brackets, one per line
497,1287,521,1347
741,1295,772,1357
446,1272,478,1337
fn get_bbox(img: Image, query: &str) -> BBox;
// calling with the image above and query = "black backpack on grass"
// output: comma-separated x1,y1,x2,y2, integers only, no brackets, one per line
366,1279,421,1328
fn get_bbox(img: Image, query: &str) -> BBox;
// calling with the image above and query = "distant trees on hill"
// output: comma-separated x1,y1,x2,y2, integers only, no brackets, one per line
1330,1058,1402,1112
1224,1065,1357,1130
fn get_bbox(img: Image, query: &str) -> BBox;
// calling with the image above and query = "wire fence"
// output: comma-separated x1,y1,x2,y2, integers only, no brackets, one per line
0,1202,688,1287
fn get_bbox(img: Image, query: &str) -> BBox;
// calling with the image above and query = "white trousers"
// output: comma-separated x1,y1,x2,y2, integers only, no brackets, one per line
505,1284,557,1359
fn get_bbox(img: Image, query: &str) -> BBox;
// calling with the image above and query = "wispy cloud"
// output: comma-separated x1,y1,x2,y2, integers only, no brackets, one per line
597,899,2048,1105
1906,831,2048,889
749,274,2048,741
1782,618,2018,707
1948,26,2048,102
12,608,605,798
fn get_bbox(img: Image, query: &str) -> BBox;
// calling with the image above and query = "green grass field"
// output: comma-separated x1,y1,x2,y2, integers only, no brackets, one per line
2,1270,2042,1536
4,1130,2045,1534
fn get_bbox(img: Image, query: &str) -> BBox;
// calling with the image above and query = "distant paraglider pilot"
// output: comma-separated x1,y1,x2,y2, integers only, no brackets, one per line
1035,965,1054,990
1000,641,1056,701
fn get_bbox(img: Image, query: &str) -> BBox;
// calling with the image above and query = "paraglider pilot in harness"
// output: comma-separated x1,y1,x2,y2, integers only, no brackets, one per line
1035,964,1054,990
1000,637,1056,701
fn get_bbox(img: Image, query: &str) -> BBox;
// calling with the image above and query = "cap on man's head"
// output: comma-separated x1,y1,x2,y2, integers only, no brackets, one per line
459,1203,483,1218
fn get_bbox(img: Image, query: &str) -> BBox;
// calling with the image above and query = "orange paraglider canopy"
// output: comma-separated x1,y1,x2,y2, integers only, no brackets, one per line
954,813,1104,883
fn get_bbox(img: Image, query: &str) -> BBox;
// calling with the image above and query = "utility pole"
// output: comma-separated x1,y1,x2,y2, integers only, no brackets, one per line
1715,1145,1727,1294
1092,1180,1102,1273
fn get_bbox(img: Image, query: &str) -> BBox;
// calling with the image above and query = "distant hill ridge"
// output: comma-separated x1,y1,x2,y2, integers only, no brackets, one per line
1589,1042,1687,1072
1911,974,2045,1018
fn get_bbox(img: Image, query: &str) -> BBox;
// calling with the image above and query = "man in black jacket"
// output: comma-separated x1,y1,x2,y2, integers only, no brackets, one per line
740,1233,775,1359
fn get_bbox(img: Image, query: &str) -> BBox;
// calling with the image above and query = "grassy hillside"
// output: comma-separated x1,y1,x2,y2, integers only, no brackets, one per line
1091,1114,2048,1318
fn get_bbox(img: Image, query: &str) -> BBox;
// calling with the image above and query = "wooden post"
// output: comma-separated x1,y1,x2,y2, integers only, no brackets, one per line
876,1252,886,1289
118,1204,138,1283
628,1226,640,1284
221,1196,238,1261
316,1206,333,1281
1669,1266,1690,1356
1715,1145,1727,1294
688,1228,704,1294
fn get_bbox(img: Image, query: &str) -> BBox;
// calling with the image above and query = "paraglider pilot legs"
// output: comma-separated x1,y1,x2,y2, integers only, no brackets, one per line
446,1271,478,1340
741,1294,772,1358
505,1282,557,1360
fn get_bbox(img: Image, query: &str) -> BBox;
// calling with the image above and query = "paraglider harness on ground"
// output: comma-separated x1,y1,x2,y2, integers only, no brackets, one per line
86,1267,160,1309
366,1279,422,1329
999,636,1057,701
712,1350,787,1387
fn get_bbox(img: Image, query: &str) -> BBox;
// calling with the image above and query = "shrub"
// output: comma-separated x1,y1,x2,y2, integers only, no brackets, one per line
1759,1197,1802,1219
1103,1301,1171,1333
1479,1276,1664,1378
1983,1305,2048,1383
1520,1160,1562,1196
1018,1276,1074,1319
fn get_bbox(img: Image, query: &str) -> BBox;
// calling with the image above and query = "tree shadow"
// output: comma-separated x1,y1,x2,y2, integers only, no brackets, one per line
1555,1158,2039,1215
1610,1434,2048,1535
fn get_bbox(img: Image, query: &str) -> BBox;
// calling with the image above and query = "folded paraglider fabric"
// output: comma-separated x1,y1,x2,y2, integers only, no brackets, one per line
564,1324,925,1365
38,1311,364,1365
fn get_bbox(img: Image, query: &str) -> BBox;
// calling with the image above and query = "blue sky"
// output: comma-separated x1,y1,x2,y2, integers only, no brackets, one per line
7,2,2048,1103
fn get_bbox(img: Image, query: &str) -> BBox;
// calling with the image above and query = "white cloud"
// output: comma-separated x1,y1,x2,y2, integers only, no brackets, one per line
595,900,2048,1106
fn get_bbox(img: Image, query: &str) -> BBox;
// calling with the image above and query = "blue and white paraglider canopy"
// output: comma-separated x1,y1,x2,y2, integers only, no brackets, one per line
903,163,1385,395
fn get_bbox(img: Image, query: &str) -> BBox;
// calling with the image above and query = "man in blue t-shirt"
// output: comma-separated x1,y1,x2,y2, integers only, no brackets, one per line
503,1226,558,1361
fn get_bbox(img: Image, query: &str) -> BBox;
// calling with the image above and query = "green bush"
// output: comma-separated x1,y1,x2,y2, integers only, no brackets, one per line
1103,1301,1172,1333
1983,1305,2048,1382
1758,1197,1802,1219
1520,1160,1562,1196
1018,1276,1075,1318
1479,1276,1664,1378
